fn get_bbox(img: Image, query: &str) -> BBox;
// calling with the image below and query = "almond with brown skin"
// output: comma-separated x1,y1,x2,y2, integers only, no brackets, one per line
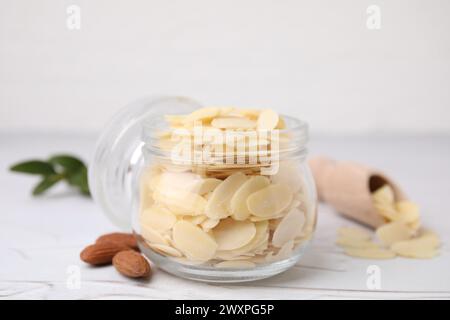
80,242,129,265
96,232,139,250
113,250,151,278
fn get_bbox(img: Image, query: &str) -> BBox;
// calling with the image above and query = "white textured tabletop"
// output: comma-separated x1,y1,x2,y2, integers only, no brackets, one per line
1,132,449,299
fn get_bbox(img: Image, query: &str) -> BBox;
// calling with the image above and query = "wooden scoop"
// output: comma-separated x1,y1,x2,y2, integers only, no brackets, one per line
309,156,407,228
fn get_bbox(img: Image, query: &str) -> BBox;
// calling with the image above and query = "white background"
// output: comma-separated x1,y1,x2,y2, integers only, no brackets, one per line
1,0,450,135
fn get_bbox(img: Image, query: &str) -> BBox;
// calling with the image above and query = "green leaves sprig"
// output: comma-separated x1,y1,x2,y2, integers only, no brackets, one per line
10,154,90,196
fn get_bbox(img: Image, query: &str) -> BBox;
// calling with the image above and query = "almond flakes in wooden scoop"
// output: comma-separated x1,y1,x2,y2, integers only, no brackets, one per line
309,156,440,260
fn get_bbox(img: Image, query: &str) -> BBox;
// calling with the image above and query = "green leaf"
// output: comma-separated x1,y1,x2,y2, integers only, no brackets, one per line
67,166,90,196
49,155,85,174
32,175,63,196
10,160,56,175
11,154,91,197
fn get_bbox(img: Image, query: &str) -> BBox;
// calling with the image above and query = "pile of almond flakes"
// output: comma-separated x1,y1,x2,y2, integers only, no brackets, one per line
336,185,440,259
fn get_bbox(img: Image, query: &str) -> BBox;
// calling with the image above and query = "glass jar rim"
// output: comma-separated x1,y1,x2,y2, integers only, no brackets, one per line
141,113,309,164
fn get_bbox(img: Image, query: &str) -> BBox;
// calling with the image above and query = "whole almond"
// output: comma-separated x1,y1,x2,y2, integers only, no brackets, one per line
80,242,129,265
96,232,139,250
113,250,151,278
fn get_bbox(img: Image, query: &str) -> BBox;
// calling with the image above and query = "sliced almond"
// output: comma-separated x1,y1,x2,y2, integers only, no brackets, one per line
203,191,213,200
390,232,440,259
212,218,256,251
153,189,206,216
139,167,158,211
391,244,439,259
147,242,183,257
215,251,250,261
294,192,309,213
154,171,203,194
344,247,396,259
214,260,256,268
140,223,169,245
172,221,218,262
336,237,380,249
420,230,440,246
197,178,222,195
171,257,205,266
163,233,175,247
211,117,256,130
183,107,220,125
394,201,420,223
269,218,282,231
253,239,269,254
249,216,268,222
216,221,269,258
374,202,398,221
257,109,279,130
237,108,261,119
200,218,220,231
337,226,371,241
390,230,440,258
140,205,177,232
264,251,275,262
408,219,421,231
249,254,270,264
139,195,154,214
205,172,247,219
247,184,293,218
250,215,284,222
272,208,305,248
230,176,270,220
287,199,302,211
183,215,208,225
267,240,295,262
372,185,395,205
376,221,413,246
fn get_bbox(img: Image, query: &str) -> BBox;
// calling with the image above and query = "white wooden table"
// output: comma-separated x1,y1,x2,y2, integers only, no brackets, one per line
1,132,449,299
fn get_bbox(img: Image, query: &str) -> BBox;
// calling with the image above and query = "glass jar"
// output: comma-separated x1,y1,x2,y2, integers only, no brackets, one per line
89,96,317,282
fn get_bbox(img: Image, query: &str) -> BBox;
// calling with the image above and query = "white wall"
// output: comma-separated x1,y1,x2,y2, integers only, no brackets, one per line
1,0,450,134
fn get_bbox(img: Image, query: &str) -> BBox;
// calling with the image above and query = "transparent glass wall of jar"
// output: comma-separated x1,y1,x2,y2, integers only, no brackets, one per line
133,108,317,282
